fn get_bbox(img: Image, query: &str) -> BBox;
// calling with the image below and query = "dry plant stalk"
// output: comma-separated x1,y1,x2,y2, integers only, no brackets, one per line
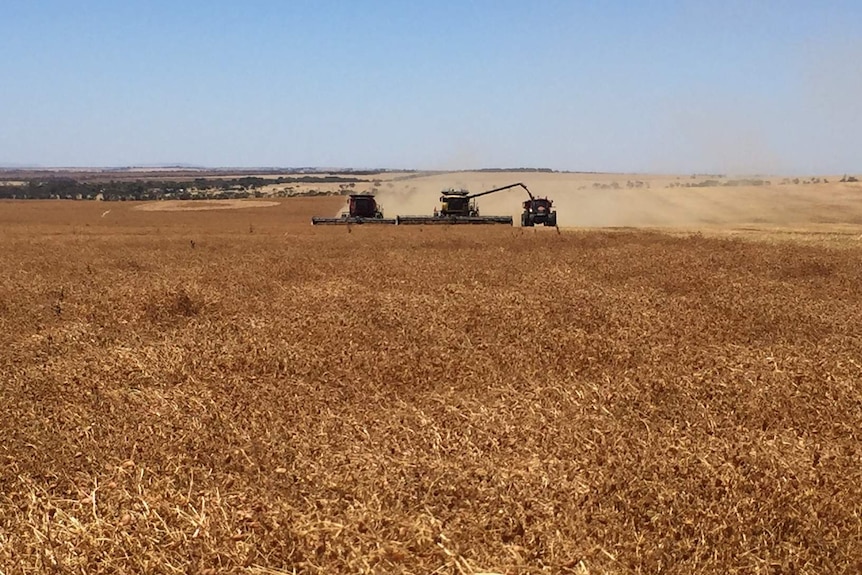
0,197,861,574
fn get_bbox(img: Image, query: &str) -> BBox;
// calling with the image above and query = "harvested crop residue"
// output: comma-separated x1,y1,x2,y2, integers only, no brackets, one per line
134,199,279,212
2,192,862,574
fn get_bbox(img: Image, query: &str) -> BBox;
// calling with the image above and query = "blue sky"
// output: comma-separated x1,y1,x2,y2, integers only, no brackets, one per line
1,1,860,173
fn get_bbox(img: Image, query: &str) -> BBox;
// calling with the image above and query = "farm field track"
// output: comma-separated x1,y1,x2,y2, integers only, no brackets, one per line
2,195,862,574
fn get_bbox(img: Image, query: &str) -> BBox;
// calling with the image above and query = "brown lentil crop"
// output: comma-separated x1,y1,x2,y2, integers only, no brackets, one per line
1,198,861,574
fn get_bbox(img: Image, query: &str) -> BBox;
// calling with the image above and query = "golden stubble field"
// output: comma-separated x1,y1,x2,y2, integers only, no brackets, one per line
1,189,862,574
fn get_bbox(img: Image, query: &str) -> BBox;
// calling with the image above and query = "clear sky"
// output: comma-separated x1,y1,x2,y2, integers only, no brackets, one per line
2,1,860,174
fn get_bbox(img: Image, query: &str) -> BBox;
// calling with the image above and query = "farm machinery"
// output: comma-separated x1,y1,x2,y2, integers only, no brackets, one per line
521,189,557,227
395,182,526,225
311,193,396,225
310,183,557,227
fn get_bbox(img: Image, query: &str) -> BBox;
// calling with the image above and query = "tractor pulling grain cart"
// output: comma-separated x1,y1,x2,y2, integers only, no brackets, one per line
395,182,529,225
311,194,396,225
521,189,557,227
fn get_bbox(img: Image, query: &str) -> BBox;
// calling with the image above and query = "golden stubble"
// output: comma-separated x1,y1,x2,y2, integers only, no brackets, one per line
1,196,861,574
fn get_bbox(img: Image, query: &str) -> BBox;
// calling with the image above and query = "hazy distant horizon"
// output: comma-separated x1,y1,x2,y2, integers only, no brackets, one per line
0,162,856,178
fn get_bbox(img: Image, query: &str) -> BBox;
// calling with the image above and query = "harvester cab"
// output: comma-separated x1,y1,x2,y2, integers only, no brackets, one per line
311,193,396,225
347,194,383,219
436,188,478,217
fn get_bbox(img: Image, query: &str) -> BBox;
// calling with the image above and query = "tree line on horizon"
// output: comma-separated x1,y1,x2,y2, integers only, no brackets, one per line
0,175,368,201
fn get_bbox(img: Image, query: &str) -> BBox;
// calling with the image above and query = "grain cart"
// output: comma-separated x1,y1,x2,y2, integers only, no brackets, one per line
395,182,527,225
311,194,396,225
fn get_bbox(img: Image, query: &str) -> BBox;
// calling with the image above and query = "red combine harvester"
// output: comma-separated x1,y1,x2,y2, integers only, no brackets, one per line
311,194,396,225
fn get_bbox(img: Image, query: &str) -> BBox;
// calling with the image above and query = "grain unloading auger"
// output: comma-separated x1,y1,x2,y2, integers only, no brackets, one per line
395,183,526,225
311,194,396,225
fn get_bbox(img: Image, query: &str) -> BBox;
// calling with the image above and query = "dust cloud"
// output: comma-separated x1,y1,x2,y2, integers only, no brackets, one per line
373,173,676,227
369,172,862,229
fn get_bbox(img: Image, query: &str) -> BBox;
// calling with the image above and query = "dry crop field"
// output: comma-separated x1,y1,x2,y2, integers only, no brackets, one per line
1,193,862,574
